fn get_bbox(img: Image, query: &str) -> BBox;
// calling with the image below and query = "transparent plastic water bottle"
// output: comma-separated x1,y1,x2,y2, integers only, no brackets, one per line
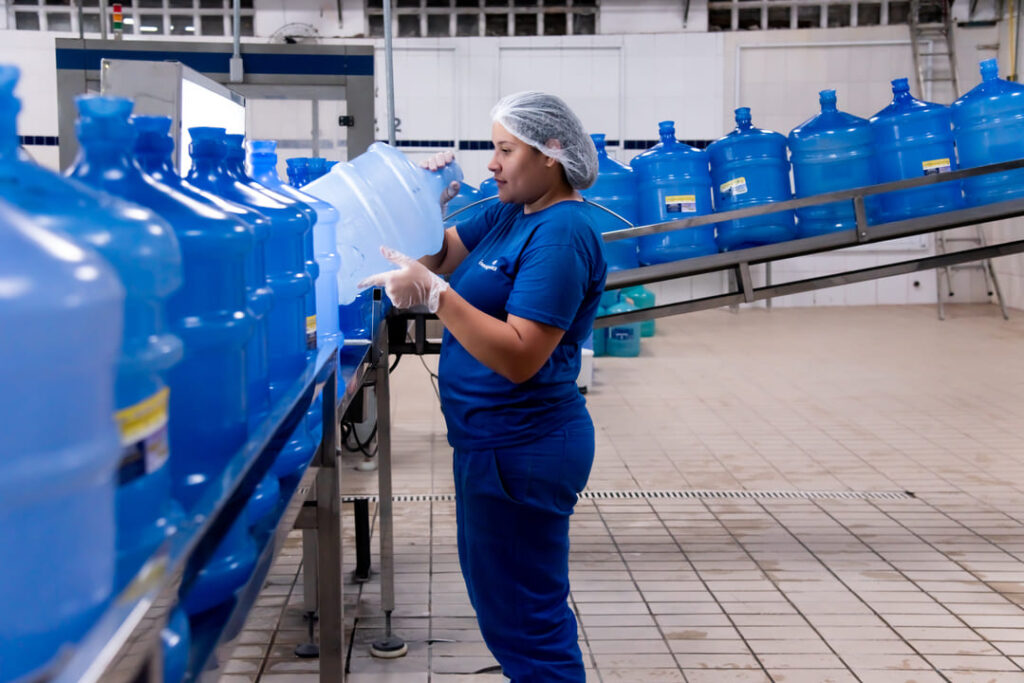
187,127,312,398
0,197,123,682
788,90,876,237
92,112,254,513
708,107,796,251
582,133,640,271
621,285,656,337
630,121,717,264
303,142,463,304
43,94,186,588
605,299,642,357
184,128,274,421
870,78,963,221
951,58,1024,206
249,140,341,352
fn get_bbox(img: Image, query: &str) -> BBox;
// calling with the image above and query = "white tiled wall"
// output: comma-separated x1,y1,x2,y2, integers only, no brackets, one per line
1,4,1020,310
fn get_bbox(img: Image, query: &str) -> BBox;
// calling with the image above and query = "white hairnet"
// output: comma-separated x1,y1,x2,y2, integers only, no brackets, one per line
490,91,598,190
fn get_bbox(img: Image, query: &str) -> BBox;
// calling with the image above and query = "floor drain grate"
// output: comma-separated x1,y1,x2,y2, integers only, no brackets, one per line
342,489,914,504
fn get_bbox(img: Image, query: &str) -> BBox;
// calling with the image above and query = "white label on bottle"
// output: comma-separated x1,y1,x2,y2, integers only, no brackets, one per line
115,387,170,485
720,177,748,196
922,158,951,176
664,194,697,214
611,327,636,341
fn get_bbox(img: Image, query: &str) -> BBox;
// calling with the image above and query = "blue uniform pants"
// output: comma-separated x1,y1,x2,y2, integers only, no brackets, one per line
453,416,595,683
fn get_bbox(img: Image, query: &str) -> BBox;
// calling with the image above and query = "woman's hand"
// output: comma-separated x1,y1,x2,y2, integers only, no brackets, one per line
421,151,460,208
358,246,449,313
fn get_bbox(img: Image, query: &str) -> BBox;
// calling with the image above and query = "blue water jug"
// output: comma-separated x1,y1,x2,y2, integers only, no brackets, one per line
709,107,797,251
870,78,964,222
340,288,374,340
951,58,1024,206
789,90,876,237
226,135,318,355
91,113,252,513
247,471,282,532
54,95,187,588
582,133,640,271
184,128,274,421
0,197,123,683
630,121,716,264
605,300,642,357
621,285,656,337
287,157,311,187
478,176,498,198
250,140,341,352
187,127,312,398
309,156,328,182
161,606,191,683
229,137,319,478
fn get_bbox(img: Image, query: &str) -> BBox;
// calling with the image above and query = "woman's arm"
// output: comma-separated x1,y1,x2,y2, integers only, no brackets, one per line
419,226,471,276
435,287,564,384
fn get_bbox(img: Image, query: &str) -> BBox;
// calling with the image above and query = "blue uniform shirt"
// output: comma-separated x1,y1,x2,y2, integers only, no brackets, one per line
439,199,608,450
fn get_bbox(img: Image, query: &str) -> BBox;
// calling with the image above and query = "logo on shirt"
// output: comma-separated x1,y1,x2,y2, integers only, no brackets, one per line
477,259,500,272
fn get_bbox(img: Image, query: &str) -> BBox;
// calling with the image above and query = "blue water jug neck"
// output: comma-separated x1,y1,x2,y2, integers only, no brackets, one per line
591,133,607,158
734,107,752,131
131,115,176,176
0,66,20,159
308,157,326,180
819,89,838,113
187,127,228,178
74,96,136,161
248,139,279,181
658,120,676,144
980,58,999,82
286,158,310,187
890,78,913,103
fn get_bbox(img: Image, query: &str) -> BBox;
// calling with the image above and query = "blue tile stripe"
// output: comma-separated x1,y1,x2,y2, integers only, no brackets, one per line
20,135,60,146
55,48,373,76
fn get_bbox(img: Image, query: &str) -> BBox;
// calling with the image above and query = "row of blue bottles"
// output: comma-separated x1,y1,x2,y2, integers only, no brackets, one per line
631,120,717,264
29,96,186,590
708,107,796,250
0,183,123,683
953,58,1024,206
582,133,640,271
0,70,184,604
68,102,272,617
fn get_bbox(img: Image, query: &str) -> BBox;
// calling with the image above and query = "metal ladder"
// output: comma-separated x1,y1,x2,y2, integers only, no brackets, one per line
909,0,1009,320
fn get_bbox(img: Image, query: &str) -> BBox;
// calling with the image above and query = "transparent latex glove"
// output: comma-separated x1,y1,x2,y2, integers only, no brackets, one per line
357,246,449,313
421,150,460,208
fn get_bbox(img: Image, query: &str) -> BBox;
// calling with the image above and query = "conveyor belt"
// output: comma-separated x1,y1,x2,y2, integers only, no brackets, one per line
596,157,1024,328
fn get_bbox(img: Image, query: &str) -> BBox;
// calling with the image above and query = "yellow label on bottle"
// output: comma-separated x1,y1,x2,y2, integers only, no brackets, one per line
719,177,748,196
922,158,951,175
306,315,317,350
115,387,170,484
664,194,697,214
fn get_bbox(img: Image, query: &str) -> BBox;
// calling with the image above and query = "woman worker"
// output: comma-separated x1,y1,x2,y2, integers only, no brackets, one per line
359,91,607,681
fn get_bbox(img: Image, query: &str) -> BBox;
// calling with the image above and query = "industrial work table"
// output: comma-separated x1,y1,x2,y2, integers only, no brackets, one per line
43,309,388,683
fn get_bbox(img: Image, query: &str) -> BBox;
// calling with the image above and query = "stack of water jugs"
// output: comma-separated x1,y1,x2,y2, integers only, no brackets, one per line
0,58,463,682
579,57,1024,360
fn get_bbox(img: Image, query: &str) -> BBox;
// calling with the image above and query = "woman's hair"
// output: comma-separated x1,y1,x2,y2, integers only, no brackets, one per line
490,91,599,190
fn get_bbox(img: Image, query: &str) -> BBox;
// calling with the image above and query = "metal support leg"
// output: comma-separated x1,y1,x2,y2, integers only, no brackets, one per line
369,307,406,658
315,369,345,682
352,499,372,583
294,484,319,658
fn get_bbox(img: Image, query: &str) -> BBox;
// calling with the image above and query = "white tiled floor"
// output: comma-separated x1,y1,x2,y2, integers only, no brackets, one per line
224,303,1024,682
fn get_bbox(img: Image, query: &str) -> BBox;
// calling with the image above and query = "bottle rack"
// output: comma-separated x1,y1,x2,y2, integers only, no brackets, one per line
598,157,1024,325
43,313,382,683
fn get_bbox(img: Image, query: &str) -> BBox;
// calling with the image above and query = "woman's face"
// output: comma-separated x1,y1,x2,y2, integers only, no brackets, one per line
487,121,560,205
